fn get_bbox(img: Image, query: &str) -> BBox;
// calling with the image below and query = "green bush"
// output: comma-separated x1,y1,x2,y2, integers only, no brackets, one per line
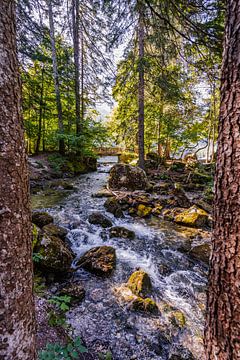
38,337,88,360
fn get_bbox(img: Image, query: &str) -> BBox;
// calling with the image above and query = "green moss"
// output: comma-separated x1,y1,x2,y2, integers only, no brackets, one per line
170,311,186,328
131,297,158,313
127,270,152,297
137,204,152,217
174,206,208,227
32,224,39,251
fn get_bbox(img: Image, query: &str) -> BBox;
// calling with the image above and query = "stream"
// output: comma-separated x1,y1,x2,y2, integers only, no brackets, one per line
32,156,208,360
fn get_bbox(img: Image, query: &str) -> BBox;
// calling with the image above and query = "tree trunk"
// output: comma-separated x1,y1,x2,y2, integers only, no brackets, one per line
35,67,44,155
137,2,145,169
80,24,84,124
0,1,36,359
47,0,65,155
72,0,81,137
205,2,240,358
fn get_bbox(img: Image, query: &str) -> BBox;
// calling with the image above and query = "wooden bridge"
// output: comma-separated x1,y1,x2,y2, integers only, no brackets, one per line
94,147,123,156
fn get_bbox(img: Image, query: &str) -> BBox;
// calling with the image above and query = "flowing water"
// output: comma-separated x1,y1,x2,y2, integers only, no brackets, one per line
33,156,208,360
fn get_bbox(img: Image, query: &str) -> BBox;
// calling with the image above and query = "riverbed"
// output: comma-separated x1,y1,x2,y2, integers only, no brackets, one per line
32,156,208,360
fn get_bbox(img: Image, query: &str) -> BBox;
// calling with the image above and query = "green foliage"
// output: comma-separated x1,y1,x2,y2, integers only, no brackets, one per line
33,275,46,296
38,337,88,360
48,154,66,173
47,295,72,328
33,253,44,263
98,351,113,360
48,295,72,312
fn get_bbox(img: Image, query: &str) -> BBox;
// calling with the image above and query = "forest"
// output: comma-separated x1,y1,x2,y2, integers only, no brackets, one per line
1,0,240,360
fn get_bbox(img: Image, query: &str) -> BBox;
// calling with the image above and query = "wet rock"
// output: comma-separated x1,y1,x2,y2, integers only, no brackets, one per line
137,204,152,217
32,211,53,228
58,283,85,304
76,246,116,276
131,297,158,314
42,223,68,241
34,233,74,274
172,183,191,208
109,226,135,240
174,206,209,228
127,270,152,297
104,197,123,218
190,242,211,263
108,164,149,191
88,212,113,228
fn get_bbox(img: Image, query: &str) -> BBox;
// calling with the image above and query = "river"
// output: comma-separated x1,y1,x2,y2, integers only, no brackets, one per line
33,156,208,360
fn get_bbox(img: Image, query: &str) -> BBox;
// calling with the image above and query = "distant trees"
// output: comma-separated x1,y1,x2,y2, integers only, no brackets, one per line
0,1,36,358
205,1,240,358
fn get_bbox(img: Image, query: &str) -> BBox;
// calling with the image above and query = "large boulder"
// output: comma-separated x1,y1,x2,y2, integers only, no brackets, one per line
109,226,135,240
127,270,152,297
131,297,158,314
32,211,53,228
33,233,74,274
76,246,116,276
88,212,113,228
190,242,211,263
108,164,149,191
174,206,209,228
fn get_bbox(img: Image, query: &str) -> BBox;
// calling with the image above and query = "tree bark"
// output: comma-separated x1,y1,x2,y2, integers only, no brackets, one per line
0,1,36,359
47,0,65,155
205,2,240,359
72,0,82,137
137,2,145,169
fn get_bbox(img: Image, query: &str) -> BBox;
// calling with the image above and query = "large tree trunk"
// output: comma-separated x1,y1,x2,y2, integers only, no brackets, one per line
0,1,36,359
72,0,81,137
137,2,145,169
205,2,240,359
47,0,65,155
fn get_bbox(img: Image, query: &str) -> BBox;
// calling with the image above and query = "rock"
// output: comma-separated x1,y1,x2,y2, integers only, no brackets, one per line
131,297,158,314
32,211,53,228
92,188,113,198
174,206,209,228
127,270,152,297
169,311,186,328
190,242,211,263
193,199,212,214
104,197,123,218
58,283,85,304
34,233,74,274
163,208,183,221
88,212,113,228
108,164,149,191
32,223,40,250
109,226,135,240
172,183,191,208
76,246,116,276
42,223,68,241
152,182,171,194
137,204,152,217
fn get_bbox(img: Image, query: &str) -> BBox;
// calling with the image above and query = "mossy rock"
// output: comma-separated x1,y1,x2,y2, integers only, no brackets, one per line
174,206,209,228
119,152,138,164
131,297,158,314
152,205,163,216
108,163,149,191
171,161,186,172
104,197,123,218
170,311,186,328
42,223,68,241
109,226,135,240
137,204,152,217
32,211,53,228
127,270,152,297
34,233,74,274
76,246,116,276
